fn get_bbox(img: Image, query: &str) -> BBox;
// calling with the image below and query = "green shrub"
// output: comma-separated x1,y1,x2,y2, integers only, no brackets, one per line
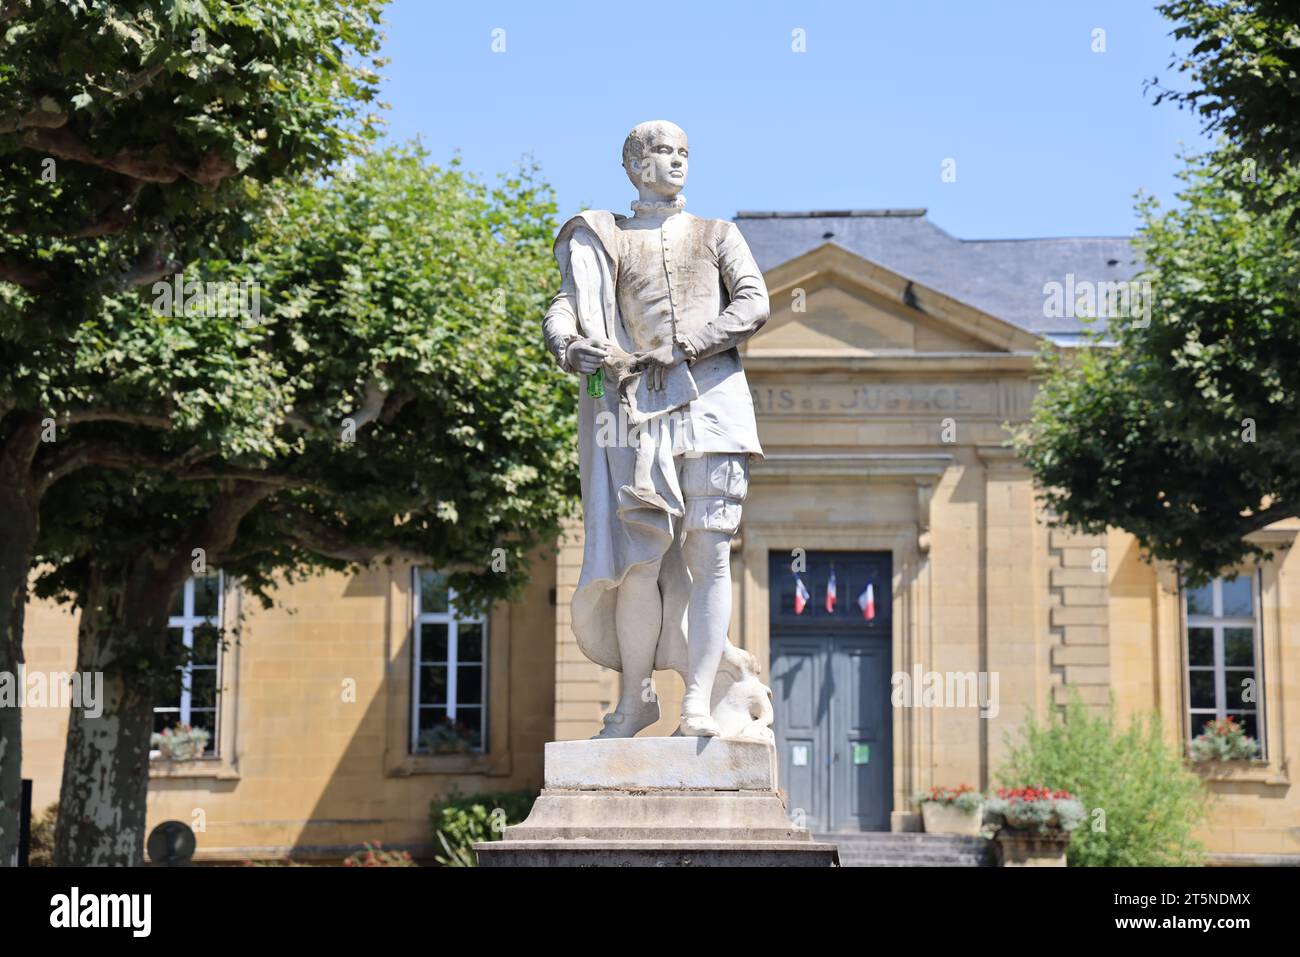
429,788,537,867
997,691,1210,866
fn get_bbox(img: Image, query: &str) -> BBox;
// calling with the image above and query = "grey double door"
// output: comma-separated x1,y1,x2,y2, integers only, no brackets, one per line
769,552,892,832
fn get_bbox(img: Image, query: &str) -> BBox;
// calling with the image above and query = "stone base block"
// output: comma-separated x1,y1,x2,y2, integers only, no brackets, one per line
475,737,838,867
543,736,778,790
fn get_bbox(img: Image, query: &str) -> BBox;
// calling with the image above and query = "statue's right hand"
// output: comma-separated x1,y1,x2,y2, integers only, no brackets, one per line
566,337,610,375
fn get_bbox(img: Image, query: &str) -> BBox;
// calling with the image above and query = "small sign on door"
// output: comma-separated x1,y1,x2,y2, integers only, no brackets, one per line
852,743,870,765
791,744,809,767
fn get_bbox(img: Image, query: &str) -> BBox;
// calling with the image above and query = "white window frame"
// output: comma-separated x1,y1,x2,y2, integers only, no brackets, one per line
1183,572,1265,757
411,569,488,755
152,572,224,758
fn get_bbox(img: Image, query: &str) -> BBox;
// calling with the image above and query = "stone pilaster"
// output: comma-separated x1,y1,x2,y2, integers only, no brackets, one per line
1046,525,1111,711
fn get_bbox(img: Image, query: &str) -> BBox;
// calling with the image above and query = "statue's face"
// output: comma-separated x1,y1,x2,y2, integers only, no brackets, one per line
627,127,688,198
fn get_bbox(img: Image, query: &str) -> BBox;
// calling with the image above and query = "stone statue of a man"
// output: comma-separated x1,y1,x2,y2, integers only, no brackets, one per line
543,120,774,741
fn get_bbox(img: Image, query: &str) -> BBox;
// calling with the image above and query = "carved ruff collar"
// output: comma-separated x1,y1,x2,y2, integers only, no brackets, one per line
630,195,686,215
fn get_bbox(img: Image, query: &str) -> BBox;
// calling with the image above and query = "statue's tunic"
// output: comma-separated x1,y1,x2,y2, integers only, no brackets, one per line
610,213,764,456
542,208,769,676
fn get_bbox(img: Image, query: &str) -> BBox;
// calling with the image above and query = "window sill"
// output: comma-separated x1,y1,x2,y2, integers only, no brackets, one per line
387,751,511,777
1189,759,1287,786
148,758,240,781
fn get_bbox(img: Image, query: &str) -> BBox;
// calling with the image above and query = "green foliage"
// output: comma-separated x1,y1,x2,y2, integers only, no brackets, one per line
1019,0,1300,583
429,788,536,867
34,144,578,624
0,0,385,325
997,692,1209,866
1015,149,1300,584
1154,1,1300,215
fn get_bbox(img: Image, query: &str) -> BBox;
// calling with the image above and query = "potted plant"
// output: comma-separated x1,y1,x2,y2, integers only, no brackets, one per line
417,717,481,755
915,783,984,836
150,723,211,761
985,786,1084,866
343,842,417,867
1188,717,1260,766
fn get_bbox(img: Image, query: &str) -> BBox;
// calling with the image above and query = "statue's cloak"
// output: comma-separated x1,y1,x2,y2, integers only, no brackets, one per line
555,210,693,678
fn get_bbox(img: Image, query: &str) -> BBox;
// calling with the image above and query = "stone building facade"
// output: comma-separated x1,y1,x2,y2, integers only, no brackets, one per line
18,211,1299,863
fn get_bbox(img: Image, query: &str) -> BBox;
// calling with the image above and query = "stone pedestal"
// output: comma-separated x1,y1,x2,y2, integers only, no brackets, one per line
475,737,839,867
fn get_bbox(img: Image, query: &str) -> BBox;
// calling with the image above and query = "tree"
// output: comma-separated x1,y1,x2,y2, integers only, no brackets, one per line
36,146,576,864
1153,1,1300,214
1016,152,1299,583
1017,0,1300,584
0,0,384,866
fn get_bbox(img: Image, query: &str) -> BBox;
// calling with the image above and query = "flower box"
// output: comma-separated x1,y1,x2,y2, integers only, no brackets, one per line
985,785,1083,865
915,783,984,836
921,801,983,836
151,724,211,762
1188,717,1260,764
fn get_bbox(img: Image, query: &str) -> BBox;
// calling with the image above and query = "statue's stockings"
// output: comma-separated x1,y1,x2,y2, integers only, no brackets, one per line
614,529,732,720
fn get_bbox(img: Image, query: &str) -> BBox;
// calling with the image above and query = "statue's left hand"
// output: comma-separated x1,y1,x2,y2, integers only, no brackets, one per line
634,342,687,392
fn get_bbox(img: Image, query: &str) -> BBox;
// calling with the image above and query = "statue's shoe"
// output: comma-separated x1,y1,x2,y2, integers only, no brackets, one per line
591,700,660,739
678,712,721,738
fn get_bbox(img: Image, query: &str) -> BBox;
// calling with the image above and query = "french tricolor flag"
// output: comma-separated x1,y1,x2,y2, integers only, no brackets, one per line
794,577,811,615
825,569,837,613
858,582,876,621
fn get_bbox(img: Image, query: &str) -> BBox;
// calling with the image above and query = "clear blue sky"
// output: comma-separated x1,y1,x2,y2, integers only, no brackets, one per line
376,0,1212,239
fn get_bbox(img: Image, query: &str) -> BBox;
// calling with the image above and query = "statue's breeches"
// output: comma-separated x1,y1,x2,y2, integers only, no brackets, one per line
677,452,749,535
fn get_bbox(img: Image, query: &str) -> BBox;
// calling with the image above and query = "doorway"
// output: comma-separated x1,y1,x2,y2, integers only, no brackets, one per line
769,551,893,831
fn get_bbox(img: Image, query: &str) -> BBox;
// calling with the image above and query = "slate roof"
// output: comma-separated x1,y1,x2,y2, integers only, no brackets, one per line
733,209,1141,340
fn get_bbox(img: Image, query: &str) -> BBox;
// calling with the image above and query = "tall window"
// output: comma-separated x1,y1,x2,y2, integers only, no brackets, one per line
154,572,223,756
412,569,487,755
1184,574,1263,749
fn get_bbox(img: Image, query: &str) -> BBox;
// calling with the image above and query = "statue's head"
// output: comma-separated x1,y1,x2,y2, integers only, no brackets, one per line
622,120,688,199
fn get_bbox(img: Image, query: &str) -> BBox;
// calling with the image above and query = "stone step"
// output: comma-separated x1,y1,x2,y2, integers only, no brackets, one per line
836,858,991,868
816,832,994,867
837,859,983,867
477,839,839,867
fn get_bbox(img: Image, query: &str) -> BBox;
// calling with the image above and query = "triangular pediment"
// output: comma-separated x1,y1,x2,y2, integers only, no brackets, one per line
745,243,1041,358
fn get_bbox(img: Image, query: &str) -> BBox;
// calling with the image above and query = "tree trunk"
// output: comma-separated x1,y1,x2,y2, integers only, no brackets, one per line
54,560,182,866
0,483,38,868
54,482,267,865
